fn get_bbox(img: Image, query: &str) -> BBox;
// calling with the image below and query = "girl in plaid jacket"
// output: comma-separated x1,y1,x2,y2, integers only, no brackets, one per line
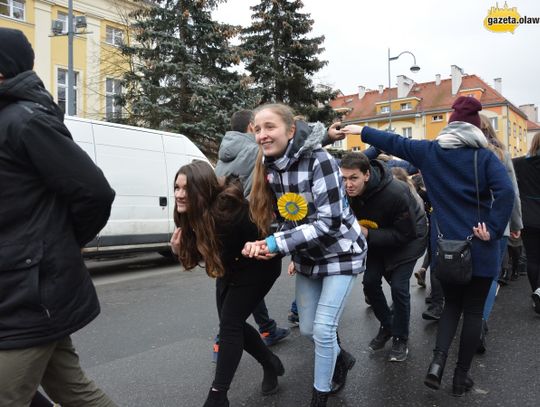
243,103,367,407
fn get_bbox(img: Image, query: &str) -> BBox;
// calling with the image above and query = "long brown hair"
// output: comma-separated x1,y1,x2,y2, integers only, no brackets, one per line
530,132,540,156
480,114,505,161
173,160,244,278
249,103,296,235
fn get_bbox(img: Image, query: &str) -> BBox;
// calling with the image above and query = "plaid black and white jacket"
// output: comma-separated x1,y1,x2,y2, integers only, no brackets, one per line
265,121,367,278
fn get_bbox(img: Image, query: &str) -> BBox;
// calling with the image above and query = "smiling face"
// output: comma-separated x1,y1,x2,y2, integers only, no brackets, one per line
253,108,295,158
341,167,370,197
174,173,188,213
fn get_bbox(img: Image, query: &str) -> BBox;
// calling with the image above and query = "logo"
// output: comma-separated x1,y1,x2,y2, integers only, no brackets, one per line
484,2,540,33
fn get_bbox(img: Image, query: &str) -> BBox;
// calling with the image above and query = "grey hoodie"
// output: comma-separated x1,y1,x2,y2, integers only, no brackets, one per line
215,131,259,197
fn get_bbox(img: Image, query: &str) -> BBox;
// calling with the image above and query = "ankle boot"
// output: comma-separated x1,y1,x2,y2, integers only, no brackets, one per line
261,353,285,395
330,348,356,394
310,388,329,407
424,350,447,390
203,388,229,407
452,367,474,397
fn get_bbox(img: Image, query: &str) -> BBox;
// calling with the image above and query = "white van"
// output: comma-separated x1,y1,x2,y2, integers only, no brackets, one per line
65,116,208,256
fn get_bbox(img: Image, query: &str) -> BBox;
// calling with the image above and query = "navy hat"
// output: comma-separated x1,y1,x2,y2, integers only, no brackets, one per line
0,28,34,79
449,96,482,129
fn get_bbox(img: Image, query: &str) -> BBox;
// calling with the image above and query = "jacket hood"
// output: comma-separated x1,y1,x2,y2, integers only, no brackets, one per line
0,71,63,120
362,159,393,200
265,120,326,171
218,131,257,162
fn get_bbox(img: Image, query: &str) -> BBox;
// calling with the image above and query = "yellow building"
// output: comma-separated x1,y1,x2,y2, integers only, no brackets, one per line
0,0,136,119
331,65,529,157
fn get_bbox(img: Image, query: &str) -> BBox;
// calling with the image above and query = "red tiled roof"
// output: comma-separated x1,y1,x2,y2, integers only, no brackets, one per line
527,119,540,131
330,75,525,121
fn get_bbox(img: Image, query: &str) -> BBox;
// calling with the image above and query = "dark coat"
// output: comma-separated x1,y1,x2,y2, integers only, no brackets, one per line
348,160,428,271
0,71,115,350
513,154,540,229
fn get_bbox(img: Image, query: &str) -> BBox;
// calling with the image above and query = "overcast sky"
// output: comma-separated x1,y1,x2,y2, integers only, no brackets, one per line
214,0,540,120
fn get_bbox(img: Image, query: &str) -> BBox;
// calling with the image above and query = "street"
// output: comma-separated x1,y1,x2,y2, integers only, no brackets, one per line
72,254,540,407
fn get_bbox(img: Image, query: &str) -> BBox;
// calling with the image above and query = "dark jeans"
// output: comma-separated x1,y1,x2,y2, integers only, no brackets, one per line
253,299,276,334
435,277,492,372
212,264,280,392
363,258,416,339
522,227,540,292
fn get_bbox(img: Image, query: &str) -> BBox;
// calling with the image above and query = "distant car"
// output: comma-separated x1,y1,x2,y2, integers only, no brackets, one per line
65,116,208,257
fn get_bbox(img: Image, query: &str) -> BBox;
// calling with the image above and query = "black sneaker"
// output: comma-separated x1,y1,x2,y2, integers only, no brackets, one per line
388,337,408,362
369,326,392,351
532,289,540,314
422,306,443,321
261,327,291,346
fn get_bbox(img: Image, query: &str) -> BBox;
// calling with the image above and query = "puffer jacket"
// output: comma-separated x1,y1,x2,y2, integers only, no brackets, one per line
0,71,115,349
265,121,367,278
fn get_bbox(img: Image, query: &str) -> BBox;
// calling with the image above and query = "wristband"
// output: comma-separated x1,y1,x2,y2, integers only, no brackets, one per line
265,235,278,254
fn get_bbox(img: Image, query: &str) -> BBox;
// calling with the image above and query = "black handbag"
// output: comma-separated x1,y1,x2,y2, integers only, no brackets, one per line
434,150,479,285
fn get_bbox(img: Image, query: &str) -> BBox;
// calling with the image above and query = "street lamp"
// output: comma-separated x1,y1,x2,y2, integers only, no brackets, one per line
387,48,420,132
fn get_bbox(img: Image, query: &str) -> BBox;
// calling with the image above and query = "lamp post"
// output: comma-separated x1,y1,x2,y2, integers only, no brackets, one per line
387,48,420,132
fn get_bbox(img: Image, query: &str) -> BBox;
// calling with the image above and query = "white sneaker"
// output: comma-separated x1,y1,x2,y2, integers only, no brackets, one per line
532,289,540,314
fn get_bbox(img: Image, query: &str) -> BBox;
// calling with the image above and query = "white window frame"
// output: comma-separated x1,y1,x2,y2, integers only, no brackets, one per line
432,114,443,122
0,0,25,20
105,78,123,119
57,67,79,115
352,146,361,152
332,139,343,149
402,127,413,138
400,102,412,111
489,117,498,130
381,106,390,114
106,25,124,46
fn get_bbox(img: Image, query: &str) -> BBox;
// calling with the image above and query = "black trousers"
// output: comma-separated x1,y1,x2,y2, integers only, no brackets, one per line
434,276,492,372
212,262,281,391
522,227,540,292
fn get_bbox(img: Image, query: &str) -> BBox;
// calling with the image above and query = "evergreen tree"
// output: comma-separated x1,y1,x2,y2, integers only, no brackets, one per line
241,0,336,121
120,0,257,158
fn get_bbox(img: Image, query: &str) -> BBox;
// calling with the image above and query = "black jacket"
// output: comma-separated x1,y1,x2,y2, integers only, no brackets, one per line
0,71,115,349
348,160,427,271
513,154,540,229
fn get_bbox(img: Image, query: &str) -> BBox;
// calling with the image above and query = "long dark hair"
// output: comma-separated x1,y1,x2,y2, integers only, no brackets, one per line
173,160,245,278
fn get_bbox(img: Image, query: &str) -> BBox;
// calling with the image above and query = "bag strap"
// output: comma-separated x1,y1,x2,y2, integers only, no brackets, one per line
435,150,479,241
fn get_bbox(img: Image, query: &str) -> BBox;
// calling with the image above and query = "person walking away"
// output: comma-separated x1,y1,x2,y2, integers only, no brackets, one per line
0,28,117,407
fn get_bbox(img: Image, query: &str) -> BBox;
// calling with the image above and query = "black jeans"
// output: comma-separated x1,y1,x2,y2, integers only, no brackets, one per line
522,227,540,292
212,263,281,392
252,299,276,334
363,258,416,339
434,277,492,372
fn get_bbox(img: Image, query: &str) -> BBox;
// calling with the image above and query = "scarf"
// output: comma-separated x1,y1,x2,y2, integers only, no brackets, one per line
436,121,488,149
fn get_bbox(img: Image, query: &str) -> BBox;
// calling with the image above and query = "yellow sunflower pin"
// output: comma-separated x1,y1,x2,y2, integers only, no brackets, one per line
278,193,308,221
359,219,379,229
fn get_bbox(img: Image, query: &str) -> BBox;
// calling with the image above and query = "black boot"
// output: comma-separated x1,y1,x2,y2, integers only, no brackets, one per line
330,348,356,394
203,388,229,407
261,353,285,395
310,388,329,407
452,367,474,397
424,350,447,390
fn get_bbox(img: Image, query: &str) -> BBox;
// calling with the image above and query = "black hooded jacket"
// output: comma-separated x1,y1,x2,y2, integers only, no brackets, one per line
348,160,428,271
0,71,115,349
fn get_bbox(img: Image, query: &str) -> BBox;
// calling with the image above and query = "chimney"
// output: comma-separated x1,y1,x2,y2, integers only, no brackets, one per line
378,85,384,94
358,85,366,99
435,74,441,86
451,65,464,95
494,78,502,94
519,104,538,121
397,75,414,98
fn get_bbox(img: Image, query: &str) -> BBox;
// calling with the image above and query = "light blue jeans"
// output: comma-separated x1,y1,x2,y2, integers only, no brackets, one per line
295,273,356,392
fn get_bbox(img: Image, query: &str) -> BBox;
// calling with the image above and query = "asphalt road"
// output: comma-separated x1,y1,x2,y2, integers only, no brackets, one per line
71,254,540,407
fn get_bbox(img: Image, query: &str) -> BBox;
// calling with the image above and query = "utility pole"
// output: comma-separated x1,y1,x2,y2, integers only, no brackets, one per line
67,0,75,116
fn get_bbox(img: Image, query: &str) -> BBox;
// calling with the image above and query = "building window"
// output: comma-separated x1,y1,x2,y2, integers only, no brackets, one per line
432,114,443,122
352,147,361,152
57,68,79,115
106,78,123,119
381,106,390,114
332,139,343,149
490,117,498,130
402,127,412,138
400,102,412,111
106,25,124,46
0,0,25,20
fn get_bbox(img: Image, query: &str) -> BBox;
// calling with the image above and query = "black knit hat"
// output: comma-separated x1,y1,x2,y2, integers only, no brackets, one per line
0,28,34,79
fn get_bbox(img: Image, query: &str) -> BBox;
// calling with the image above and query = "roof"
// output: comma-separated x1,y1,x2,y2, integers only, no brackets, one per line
330,74,527,121
527,119,540,131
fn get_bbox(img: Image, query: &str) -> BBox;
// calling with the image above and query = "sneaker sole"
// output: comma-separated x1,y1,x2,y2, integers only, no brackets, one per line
388,351,408,362
532,293,540,314
422,313,441,321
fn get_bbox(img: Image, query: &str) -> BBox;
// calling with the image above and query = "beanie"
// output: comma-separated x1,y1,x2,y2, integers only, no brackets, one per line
0,28,34,79
448,96,482,129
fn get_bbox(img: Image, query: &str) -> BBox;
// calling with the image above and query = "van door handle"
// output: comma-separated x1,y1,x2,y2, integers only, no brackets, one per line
159,197,167,207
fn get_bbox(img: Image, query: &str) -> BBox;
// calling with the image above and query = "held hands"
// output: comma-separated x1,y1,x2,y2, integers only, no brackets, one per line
242,240,277,261
170,228,182,255
327,122,346,141
510,230,521,239
341,124,364,135
472,222,490,241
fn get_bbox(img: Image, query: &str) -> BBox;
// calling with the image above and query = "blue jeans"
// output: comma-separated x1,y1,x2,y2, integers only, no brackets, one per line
483,237,508,321
295,273,356,392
